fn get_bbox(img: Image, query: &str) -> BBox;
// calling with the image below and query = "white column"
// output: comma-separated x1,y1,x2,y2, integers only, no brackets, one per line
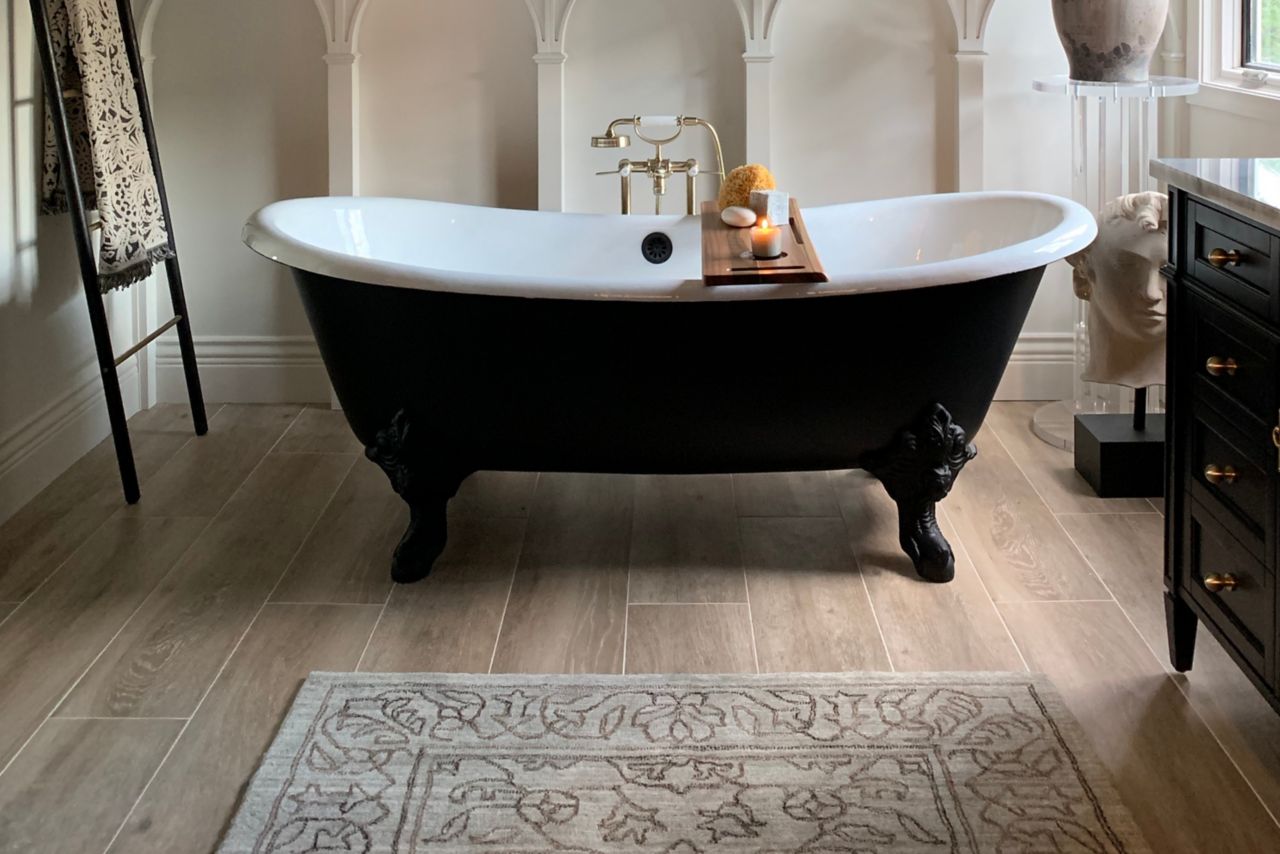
947,0,997,192
526,0,577,211
314,0,372,196
735,0,784,165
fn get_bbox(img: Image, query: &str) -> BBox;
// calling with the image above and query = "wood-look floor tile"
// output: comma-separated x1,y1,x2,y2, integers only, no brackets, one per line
359,516,525,673
740,517,891,673
832,471,1024,671
126,404,302,518
629,475,746,604
0,413,194,601
0,603,16,623
999,600,1280,854
733,472,839,517
0,718,183,854
946,434,1110,602
0,516,206,768
625,604,756,674
272,405,361,454
1060,512,1280,820
270,458,406,604
106,603,381,854
451,471,538,517
490,474,631,674
984,404,1154,514
59,453,353,718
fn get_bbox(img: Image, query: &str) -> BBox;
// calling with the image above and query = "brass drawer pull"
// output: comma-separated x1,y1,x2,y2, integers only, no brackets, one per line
1208,248,1244,268
1204,464,1239,485
1204,573,1240,593
1205,357,1239,377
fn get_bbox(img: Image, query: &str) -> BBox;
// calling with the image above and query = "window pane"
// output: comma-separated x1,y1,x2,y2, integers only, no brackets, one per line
1249,0,1280,68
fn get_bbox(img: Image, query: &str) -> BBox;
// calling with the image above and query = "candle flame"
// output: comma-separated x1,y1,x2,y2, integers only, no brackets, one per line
758,217,769,229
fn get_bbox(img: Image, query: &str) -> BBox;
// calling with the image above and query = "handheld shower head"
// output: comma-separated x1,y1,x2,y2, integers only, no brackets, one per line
591,134,631,149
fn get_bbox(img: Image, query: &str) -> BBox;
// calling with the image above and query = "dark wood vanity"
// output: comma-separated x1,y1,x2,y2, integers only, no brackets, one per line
1156,158,1280,712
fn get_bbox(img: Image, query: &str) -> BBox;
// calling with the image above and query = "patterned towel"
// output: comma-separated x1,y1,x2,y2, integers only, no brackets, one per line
41,0,173,292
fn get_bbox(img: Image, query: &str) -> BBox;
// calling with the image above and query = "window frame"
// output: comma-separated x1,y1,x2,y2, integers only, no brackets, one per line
1195,0,1280,104
1242,0,1280,71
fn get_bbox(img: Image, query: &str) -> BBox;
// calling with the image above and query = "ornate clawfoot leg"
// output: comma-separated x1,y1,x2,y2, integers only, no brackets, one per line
365,410,469,584
863,404,977,584
1165,591,1198,672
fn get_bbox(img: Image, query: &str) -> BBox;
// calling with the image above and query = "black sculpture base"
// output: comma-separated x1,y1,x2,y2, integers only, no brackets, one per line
1074,413,1165,499
863,404,977,583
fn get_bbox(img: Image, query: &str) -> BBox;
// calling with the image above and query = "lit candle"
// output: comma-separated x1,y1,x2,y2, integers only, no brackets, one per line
751,217,783,260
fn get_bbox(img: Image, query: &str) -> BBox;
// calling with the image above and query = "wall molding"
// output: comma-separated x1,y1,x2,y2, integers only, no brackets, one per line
157,336,329,404
0,362,140,523
526,0,578,211
945,0,998,192
996,332,1074,401
734,0,785,164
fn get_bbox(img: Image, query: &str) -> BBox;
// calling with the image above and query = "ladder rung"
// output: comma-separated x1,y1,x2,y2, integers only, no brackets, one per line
62,88,80,99
114,315,181,367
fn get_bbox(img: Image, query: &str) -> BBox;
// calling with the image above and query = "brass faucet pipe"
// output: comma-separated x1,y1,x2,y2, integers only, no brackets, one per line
681,117,726,188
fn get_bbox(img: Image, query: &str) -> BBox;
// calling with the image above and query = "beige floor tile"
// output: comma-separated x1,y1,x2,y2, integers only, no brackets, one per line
1000,600,1280,854
271,458,407,604
629,475,746,604
490,474,631,674
0,516,206,767
0,718,183,854
741,517,891,672
126,404,302,518
733,472,838,517
359,516,525,673
273,405,362,454
984,403,1154,514
451,471,538,517
59,453,353,718
832,470,1024,671
947,434,1110,602
625,603,756,673
106,603,381,854
0,411,194,600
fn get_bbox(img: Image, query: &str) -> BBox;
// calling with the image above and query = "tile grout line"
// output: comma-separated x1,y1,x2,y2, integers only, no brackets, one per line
729,475,762,675
353,586,395,674
0,405,223,636
99,406,312,854
827,471,895,673
619,476,637,676
938,503,1031,673
1054,518,1280,833
488,473,538,675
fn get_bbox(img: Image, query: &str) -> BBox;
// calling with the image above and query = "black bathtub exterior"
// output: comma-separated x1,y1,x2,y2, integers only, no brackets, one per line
294,267,1046,584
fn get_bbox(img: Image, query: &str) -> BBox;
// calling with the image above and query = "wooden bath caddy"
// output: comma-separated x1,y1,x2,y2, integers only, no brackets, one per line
701,198,828,287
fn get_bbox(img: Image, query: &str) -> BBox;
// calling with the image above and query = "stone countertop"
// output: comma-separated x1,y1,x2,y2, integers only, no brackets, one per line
1153,157,1280,232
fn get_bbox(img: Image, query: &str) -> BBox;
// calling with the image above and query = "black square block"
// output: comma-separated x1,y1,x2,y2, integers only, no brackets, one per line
1074,413,1165,499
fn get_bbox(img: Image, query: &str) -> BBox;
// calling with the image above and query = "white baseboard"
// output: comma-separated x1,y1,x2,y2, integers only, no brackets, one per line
157,335,330,404
156,331,1073,408
0,362,140,525
996,332,1075,402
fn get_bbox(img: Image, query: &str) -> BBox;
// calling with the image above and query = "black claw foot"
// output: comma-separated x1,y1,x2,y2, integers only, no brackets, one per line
864,404,976,583
366,409,468,585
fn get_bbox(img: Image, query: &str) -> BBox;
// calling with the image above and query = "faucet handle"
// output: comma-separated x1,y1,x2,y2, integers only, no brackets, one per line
596,161,634,177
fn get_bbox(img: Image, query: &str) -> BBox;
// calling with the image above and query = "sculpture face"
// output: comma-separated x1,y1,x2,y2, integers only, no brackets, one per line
1067,192,1169,389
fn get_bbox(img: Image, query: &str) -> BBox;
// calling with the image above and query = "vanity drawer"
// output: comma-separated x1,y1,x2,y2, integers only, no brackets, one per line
1189,200,1280,321
1188,399,1274,553
1188,288,1279,423
1182,499,1274,681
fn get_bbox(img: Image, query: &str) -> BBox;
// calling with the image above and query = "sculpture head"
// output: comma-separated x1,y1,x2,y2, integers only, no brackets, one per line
1068,191,1168,343
1066,192,1169,388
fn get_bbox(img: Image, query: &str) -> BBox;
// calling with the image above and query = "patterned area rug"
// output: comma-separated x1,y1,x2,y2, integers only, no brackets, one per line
219,672,1149,853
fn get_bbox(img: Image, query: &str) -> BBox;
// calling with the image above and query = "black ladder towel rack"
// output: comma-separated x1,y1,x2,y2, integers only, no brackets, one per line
28,0,207,504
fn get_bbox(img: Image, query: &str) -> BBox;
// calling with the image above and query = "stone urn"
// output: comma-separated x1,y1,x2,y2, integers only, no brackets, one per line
1052,0,1170,82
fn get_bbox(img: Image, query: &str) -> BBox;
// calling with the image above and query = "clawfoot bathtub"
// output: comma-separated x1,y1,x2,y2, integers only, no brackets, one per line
244,192,1095,584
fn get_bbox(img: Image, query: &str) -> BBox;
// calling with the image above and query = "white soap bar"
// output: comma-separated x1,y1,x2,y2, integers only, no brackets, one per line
721,206,756,228
750,190,790,228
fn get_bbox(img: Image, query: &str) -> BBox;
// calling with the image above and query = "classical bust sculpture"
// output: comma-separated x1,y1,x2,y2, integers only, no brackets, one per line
1067,192,1169,390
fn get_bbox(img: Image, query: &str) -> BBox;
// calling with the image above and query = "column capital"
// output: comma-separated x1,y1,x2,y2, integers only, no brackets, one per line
525,0,578,59
735,0,784,60
313,0,373,56
946,0,997,54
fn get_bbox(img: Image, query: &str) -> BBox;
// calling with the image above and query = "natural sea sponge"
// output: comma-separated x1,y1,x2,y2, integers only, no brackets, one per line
719,164,776,211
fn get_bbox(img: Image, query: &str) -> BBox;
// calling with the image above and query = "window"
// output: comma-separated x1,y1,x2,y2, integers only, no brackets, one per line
1245,0,1280,70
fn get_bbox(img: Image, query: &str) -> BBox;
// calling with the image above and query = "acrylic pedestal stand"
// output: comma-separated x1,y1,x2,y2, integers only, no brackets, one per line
1029,75,1198,452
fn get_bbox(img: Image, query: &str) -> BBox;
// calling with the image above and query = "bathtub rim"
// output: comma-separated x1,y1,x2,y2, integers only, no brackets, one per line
243,191,1096,302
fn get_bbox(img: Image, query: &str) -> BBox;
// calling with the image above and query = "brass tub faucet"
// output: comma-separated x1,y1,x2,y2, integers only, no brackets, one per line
591,115,725,215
